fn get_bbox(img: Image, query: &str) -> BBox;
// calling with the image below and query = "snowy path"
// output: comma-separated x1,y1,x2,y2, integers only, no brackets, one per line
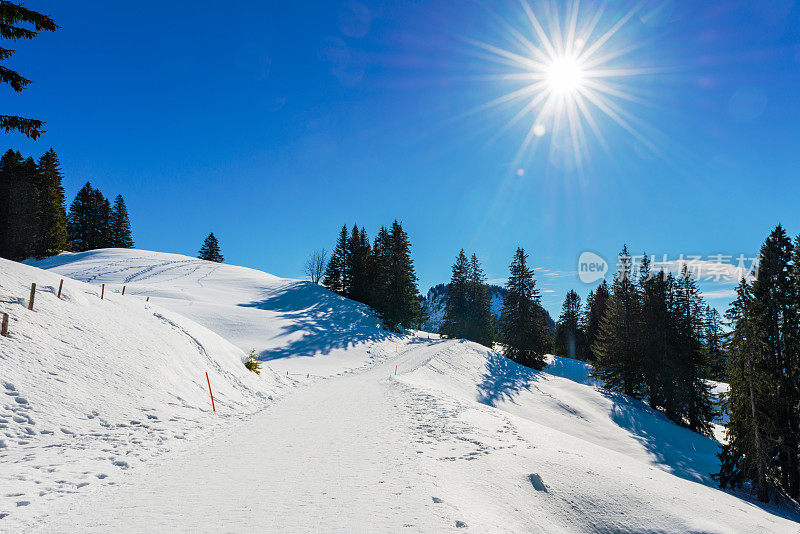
23,336,799,533
27,341,466,533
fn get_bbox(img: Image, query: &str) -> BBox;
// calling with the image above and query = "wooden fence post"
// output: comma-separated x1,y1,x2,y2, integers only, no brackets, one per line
101,284,105,300
146,296,150,302
1,313,8,337
122,285,126,296
57,279,63,299
28,283,36,311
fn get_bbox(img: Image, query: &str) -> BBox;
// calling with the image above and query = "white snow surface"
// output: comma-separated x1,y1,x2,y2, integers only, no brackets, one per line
0,248,796,532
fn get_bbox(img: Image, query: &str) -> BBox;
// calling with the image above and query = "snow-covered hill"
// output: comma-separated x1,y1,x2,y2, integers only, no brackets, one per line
33,248,387,377
2,248,797,532
0,256,292,527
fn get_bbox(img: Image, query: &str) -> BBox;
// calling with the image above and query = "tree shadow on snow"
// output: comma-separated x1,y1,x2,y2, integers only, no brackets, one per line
602,390,800,522
600,389,721,484
476,351,544,406
239,281,394,361
474,350,800,524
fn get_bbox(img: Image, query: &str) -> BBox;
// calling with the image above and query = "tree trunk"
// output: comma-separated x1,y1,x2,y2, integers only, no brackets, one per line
749,380,769,502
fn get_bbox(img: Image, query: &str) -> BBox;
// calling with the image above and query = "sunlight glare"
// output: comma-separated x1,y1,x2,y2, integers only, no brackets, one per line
470,0,656,170
546,56,584,95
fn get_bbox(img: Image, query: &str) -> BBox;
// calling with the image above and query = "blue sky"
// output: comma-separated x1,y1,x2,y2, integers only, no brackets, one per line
5,0,800,316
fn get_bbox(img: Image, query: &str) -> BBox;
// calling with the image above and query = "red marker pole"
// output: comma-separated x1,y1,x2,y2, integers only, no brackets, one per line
205,372,216,412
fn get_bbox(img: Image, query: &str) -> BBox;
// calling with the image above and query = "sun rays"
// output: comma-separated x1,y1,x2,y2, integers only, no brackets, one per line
471,0,658,172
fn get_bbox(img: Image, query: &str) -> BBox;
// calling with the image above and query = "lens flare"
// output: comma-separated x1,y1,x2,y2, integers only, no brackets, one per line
469,0,658,171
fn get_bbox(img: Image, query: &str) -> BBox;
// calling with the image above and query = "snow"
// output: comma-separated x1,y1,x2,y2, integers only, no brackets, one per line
33,248,386,378
1,248,797,532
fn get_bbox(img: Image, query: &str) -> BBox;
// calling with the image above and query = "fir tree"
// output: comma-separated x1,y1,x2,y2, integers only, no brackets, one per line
92,187,112,248
14,155,38,258
347,224,371,303
366,225,391,314
323,225,349,294
109,194,134,248
704,306,726,382
467,253,494,346
555,290,584,360
498,247,547,370
0,149,30,259
198,232,223,262
591,245,643,398
750,226,798,496
32,148,68,257
716,225,800,501
583,280,609,361
637,256,670,411
383,220,424,330
67,182,95,252
441,249,470,340
67,182,111,251
0,2,58,139
716,278,772,502
673,265,715,435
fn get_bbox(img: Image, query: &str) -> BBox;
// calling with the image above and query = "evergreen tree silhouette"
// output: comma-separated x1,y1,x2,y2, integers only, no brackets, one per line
198,232,223,262
110,195,134,248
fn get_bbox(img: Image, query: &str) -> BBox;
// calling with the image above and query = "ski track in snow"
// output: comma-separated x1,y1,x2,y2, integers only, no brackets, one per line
1,249,798,532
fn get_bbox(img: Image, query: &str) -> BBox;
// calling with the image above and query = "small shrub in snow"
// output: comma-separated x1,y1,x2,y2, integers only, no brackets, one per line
244,349,262,375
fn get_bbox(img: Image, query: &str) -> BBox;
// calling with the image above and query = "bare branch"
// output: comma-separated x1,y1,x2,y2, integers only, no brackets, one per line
304,248,327,284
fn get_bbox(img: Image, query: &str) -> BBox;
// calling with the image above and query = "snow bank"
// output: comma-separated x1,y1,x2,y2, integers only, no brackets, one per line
0,257,288,527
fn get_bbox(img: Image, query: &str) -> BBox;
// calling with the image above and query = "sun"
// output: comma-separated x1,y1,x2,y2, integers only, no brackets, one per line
469,0,656,170
545,55,585,96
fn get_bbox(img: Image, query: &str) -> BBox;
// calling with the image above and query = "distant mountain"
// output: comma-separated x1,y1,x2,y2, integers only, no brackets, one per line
421,283,555,333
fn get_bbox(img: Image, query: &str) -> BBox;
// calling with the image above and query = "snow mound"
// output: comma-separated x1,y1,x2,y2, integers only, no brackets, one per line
0,257,288,527
34,248,389,377
392,339,799,532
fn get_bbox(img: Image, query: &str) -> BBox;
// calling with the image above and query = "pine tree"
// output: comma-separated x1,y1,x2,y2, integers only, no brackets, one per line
0,2,58,139
673,265,715,435
198,232,223,262
704,306,726,382
467,253,494,346
323,225,349,294
92,187,112,248
347,225,371,303
32,148,68,257
67,182,111,252
109,194,134,248
591,245,644,398
0,149,28,259
13,155,38,258
498,247,547,370
716,278,772,502
583,280,609,361
383,220,424,330
637,256,669,411
366,225,390,315
555,290,584,360
441,249,470,340
67,182,94,252
750,226,798,496
716,225,800,501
